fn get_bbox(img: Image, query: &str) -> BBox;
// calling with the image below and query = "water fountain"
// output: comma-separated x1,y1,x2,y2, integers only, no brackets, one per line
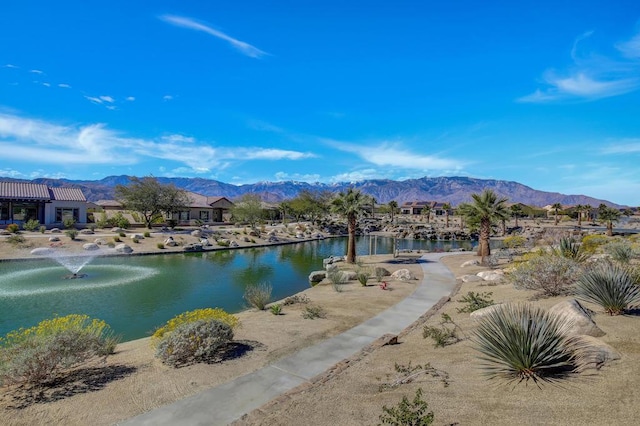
30,247,98,278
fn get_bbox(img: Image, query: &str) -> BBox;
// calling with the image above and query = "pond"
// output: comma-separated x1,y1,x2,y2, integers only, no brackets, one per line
0,236,475,341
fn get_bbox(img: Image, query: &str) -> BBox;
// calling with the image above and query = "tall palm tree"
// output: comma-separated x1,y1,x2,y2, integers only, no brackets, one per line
442,202,451,228
510,204,522,228
388,200,398,224
552,202,563,225
574,204,584,227
598,206,621,236
457,190,510,264
422,205,431,224
583,204,592,223
331,188,370,263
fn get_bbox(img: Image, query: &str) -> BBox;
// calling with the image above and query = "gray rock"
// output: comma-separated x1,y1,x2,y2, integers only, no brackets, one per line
309,270,327,283
49,236,60,242
130,233,144,240
230,241,239,247
477,270,504,281
461,274,484,283
164,237,178,247
243,236,251,242
50,228,61,233
343,271,358,281
79,229,94,234
576,335,621,370
94,238,107,245
549,299,605,337
323,256,345,267
31,247,54,256
191,230,202,237
461,259,480,267
391,269,415,281
326,263,339,272
83,243,100,251
268,235,279,243
183,243,203,252
111,227,123,233
470,304,504,321
200,238,211,247
115,243,133,254
375,267,391,277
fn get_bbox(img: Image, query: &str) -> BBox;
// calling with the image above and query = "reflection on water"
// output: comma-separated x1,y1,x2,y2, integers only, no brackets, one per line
0,236,475,341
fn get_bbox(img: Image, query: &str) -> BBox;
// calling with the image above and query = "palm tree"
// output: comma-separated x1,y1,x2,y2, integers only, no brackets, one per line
510,204,522,228
583,204,592,223
574,204,584,227
442,203,451,228
331,188,370,263
598,206,621,236
388,200,398,224
552,203,562,225
422,205,432,224
457,189,510,264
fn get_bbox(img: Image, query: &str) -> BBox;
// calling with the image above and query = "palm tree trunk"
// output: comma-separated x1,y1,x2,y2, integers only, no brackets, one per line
347,214,357,263
607,222,613,237
479,217,491,263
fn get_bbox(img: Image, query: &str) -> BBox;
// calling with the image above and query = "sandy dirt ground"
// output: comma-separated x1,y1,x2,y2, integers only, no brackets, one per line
1,222,639,425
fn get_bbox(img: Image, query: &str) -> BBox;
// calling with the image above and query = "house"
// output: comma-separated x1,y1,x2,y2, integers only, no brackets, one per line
400,201,450,216
170,192,234,225
0,181,87,227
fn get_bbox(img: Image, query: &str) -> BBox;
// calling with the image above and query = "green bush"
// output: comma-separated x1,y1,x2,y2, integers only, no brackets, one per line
356,266,371,286
0,314,118,385
62,217,76,229
553,237,589,263
604,240,637,264
157,242,165,249
65,229,79,240
144,231,151,238
113,236,121,243
243,282,272,310
507,253,581,297
269,304,283,315
152,308,239,344
5,223,19,233
302,305,326,319
581,234,608,254
422,314,463,348
472,303,585,386
39,225,46,234
119,232,126,238
327,270,348,292
5,234,26,245
457,291,494,313
576,261,640,315
23,219,40,232
379,388,434,426
155,319,233,367
503,235,526,249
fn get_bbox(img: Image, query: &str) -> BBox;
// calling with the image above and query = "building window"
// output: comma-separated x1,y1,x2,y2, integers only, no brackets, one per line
0,202,8,220
179,211,190,221
13,203,38,222
199,211,210,221
56,208,79,223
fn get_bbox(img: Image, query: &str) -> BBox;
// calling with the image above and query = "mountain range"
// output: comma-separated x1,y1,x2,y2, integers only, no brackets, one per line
1,175,624,208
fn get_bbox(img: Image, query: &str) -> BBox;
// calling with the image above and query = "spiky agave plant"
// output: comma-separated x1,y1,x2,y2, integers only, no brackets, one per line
553,237,589,263
576,261,640,315
472,303,584,386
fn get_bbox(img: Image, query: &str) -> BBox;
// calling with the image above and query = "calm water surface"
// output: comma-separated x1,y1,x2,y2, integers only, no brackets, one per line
0,236,474,341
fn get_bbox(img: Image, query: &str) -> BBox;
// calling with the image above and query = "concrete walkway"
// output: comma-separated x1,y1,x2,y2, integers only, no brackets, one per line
120,252,460,426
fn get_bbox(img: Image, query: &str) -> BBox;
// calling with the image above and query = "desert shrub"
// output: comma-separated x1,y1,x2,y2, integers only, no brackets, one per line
457,291,494,313
113,212,131,229
283,294,310,305
576,261,640,315
375,267,389,282
472,303,585,386
302,304,326,319
0,314,118,385
217,239,230,247
152,308,239,344
143,231,151,238
327,270,348,292
5,234,26,245
356,266,372,286
39,225,46,233
269,304,283,315
379,388,434,426
23,219,40,232
604,240,637,264
581,234,608,254
502,235,526,249
243,282,272,310
552,237,589,263
5,223,19,233
62,218,76,229
155,319,233,367
157,242,165,249
88,223,97,231
119,232,126,238
422,314,463,348
65,229,79,240
507,253,581,297
113,236,121,243
96,212,109,228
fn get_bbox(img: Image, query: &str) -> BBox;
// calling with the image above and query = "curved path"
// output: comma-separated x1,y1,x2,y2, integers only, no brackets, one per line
120,252,460,426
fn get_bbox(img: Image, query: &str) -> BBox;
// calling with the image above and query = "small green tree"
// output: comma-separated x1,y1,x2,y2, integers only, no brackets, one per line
231,194,264,228
598,206,621,237
551,202,563,225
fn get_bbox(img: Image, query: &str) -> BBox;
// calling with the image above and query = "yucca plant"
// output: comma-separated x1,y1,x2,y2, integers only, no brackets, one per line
553,237,589,263
472,303,584,386
576,261,640,315
604,240,636,264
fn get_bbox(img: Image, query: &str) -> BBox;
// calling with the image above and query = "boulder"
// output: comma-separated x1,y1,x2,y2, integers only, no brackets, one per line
268,236,279,243
164,237,178,247
230,241,239,247
31,247,54,256
461,259,480,267
130,233,144,240
49,236,60,242
323,256,344,267
79,229,94,235
191,230,202,237
309,270,327,283
576,335,621,370
115,243,133,254
295,232,304,239
470,304,504,322
249,230,259,237
111,227,123,233
326,263,339,272
477,270,504,281
83,243,100,251
243,236,251,242
343,271,358,281
375,267,391,278
183,243,203,252
94,238,107,245
549,299,605,337
461,274,484,283
200,238,211,247
391,269,415,281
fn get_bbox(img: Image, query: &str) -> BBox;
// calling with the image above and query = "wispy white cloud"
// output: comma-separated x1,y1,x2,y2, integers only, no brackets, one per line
601,138,640,154
85,95,117,109
163,95,173,101
519,29,640,103
58,83,71,88
328,169,389,183
0,168,24,178
0,113,314,172
3,64,19,69
29,69,44,74
125,96,135,101
42,82,51,87
325,139,464,171
159,14,268,59
99,95,115,103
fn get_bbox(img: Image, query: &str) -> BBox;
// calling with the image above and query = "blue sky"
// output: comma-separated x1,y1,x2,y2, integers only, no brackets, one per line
1,1,639,205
